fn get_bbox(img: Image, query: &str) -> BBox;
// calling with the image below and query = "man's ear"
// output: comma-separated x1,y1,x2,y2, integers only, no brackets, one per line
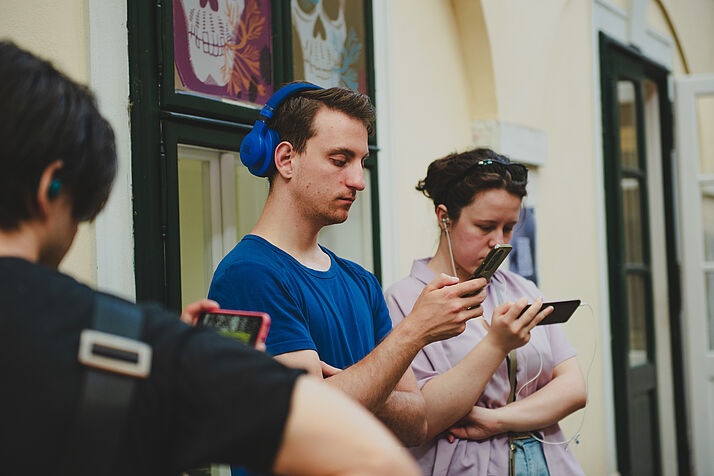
36,160,64,220
274,141,296,180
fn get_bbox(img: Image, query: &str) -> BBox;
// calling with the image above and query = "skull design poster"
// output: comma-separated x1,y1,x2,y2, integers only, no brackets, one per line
291,0,368,94
173,0,274,105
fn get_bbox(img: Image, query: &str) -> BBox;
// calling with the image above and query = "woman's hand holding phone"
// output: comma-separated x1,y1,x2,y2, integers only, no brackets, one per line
482,297,553,354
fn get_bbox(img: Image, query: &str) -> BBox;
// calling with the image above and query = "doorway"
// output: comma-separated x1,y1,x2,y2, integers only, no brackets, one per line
600,33,685,476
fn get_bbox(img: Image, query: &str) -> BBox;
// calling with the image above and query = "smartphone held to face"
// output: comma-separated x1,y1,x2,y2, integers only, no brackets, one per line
197,309,270,348
463,244,512,297
470,244,513,282
518,299,581,325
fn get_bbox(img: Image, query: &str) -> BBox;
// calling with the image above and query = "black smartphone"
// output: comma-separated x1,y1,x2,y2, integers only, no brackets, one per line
470,244,513,282
463,244,512,297
197,309,271,348
517,299,581,325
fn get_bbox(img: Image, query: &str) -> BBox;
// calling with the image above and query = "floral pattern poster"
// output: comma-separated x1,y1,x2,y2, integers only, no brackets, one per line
173,0,274,105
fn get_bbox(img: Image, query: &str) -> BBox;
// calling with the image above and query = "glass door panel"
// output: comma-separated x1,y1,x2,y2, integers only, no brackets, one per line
177,145,223,307
703,185,714,261
626,273,648,367
619,81,640,169
707,272,714,351
622,177,645,263
697,95,714,174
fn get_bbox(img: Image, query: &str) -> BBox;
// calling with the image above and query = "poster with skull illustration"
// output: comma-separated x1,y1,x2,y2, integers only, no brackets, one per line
173,0,274,105
291,0,368,94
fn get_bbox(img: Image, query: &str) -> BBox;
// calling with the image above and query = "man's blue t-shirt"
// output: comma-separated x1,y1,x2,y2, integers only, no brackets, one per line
208,234,392,368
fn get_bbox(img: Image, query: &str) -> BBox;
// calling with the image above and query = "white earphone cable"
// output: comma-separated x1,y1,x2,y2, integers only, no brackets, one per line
518,302,597,447
443,219,458,278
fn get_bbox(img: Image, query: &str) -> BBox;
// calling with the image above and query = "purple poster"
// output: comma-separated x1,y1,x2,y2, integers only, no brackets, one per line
173,0,274,105
510,207,538,285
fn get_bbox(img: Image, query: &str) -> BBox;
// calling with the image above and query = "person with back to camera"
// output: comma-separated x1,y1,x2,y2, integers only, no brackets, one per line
384,148,587,476
0,40,420,476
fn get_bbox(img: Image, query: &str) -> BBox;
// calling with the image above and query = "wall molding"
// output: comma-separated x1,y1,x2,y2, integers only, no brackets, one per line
471,120,548,167
89,0,136,301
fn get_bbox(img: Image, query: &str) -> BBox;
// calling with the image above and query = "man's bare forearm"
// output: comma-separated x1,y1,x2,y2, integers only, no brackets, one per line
273,377,420,476
325,322,424,412
375,390,427,447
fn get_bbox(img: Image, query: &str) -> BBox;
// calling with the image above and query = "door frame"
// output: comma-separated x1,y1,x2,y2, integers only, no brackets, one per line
599,32,686,476
675,73,714,475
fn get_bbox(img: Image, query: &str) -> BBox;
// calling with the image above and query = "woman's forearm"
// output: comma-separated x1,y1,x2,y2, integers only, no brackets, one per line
421,336,507,439
494,357,586,433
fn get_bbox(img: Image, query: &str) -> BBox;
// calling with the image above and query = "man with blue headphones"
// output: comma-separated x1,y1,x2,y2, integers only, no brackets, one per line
209,83,490,446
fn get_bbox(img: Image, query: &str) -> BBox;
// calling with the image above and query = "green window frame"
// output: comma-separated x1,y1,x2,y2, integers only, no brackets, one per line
129,0,380,310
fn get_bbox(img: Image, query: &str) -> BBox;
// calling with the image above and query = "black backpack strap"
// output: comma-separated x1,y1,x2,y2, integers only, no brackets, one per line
62,294,151,476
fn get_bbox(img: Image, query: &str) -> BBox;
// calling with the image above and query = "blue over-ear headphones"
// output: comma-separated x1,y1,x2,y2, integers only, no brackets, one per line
240,82,323,177
48,179,62,199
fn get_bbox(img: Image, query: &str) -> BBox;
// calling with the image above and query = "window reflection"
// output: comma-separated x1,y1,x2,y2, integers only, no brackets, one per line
618,81,639,170
702,183,714,262
627,274,648,367
291,0,369,93
621,177,644,264
178,149,218,307
697,95,714,174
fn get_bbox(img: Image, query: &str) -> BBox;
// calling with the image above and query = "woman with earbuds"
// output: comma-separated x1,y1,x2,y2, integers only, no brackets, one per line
385,148,586,476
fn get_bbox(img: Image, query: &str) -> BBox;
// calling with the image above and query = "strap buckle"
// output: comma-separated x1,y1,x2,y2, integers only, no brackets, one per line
78,329,151,378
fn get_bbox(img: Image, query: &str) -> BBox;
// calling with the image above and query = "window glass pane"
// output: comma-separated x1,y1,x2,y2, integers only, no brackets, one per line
234,163,269,239
291,0,369,94
703,185,714,261
178,153,216,307
618,81,639,170
627,273,649,367
318,168,373,271
707,272,714,351
621,177,644,263
174,0,275,105
697,94,714,174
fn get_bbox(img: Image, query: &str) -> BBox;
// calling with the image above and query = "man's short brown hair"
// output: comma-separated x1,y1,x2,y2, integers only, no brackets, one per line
268,84,375,157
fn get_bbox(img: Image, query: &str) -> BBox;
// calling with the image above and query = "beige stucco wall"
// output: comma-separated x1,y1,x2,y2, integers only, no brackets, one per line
389,0,475,274
0,0,96,285
662,0,714,75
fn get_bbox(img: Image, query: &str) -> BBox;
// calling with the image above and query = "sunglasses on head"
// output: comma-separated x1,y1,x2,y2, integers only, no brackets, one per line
475,157,528,185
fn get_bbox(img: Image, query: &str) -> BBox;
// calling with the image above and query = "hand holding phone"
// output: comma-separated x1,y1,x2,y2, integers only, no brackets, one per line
517,299,580,325
197,309,271,348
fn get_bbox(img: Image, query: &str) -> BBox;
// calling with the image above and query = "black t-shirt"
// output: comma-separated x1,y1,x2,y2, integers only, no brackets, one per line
0,257,304,475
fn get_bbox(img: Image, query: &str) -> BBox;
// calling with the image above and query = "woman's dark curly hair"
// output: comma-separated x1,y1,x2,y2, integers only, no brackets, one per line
416,148,527,222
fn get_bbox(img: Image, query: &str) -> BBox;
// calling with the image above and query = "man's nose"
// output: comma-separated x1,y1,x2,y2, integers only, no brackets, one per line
347,162,366,191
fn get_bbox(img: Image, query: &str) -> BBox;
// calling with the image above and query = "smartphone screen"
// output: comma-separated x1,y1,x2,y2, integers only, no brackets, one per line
198,310,269,347
517,299,581,325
